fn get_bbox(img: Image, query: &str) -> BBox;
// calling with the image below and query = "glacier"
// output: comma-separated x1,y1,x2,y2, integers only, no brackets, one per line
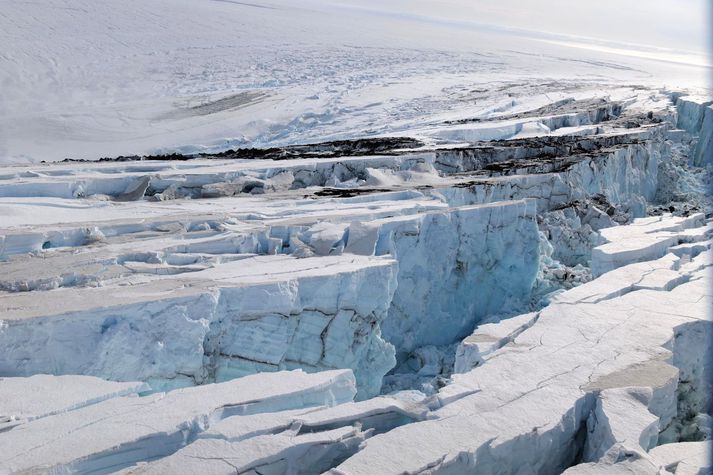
0,0,712,473
1,88,710,474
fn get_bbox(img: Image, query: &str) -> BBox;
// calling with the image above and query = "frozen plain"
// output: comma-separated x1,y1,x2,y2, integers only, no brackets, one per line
1,0,712,474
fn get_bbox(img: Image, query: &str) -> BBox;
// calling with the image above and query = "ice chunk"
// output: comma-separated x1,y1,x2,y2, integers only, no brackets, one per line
0,369,356,474
126,426,366,475
379,199,540,353
592,213,708,276
454,312,539,373
581,388,661,463
649,441,712,474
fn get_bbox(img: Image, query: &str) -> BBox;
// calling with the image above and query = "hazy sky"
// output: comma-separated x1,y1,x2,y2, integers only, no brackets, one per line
335,0,711,54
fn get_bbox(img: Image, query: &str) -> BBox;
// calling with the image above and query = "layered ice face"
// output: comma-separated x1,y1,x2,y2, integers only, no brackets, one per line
0,255,398,399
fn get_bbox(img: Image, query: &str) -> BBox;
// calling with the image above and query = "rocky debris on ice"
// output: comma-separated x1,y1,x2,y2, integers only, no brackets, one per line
0,102,666,212
435,139,663,239
0,369,356,474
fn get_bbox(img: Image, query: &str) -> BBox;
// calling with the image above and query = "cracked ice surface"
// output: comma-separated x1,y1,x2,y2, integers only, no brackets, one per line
0,375,147,431
123,395,432,475
0,63,711,473
0,369,357,474
335,214,713,474
2,216,710,474
592,212,710,276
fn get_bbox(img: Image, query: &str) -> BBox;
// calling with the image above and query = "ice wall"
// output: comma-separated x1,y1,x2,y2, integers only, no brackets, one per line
675,96,713,166
377,200,540,354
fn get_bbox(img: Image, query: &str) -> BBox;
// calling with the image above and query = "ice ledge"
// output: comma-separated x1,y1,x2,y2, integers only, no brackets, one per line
591,213,709,277
0,375,147,432
0,369,357,474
